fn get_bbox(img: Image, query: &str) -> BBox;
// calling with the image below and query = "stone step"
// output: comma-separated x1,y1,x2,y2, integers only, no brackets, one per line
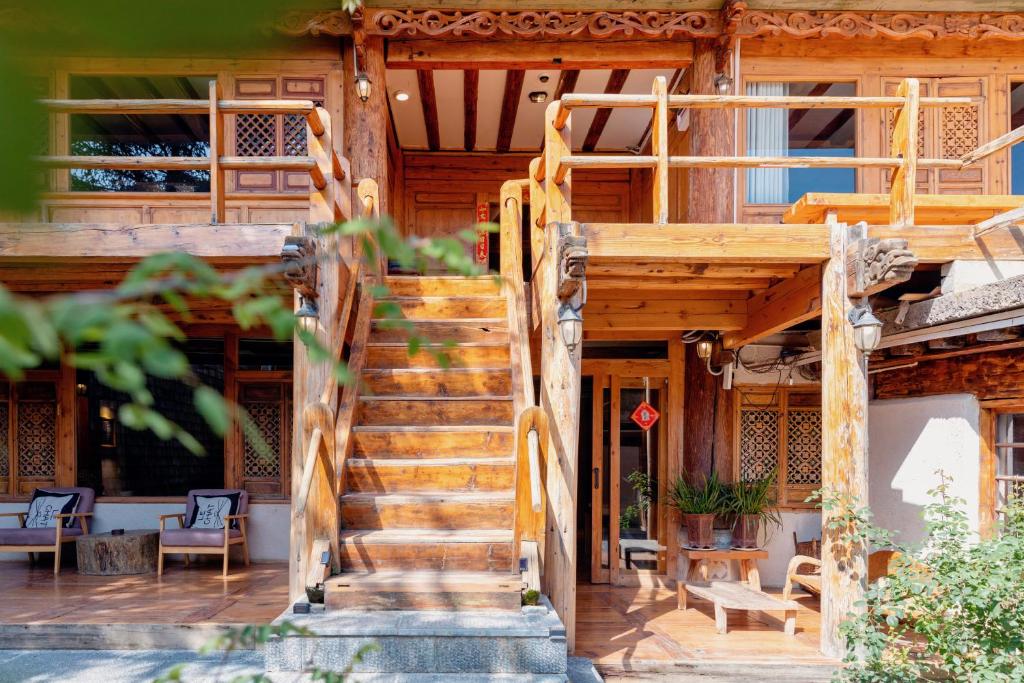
356,397,514,427
370,318,509,344
351,426,514,460
340,491,515,530
382,276,502,297
374,296,507,320
338,529,515,572
360,368,512,398
345,458,515,494
364,343,510,370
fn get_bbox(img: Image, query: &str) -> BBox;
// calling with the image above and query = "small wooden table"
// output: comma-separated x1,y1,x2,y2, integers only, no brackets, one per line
681,548,768,591
678,580,801,635
76,529,159,575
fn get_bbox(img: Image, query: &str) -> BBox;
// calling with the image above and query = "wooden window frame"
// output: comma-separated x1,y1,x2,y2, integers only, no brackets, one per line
979,399,1024,537
732,385,822,511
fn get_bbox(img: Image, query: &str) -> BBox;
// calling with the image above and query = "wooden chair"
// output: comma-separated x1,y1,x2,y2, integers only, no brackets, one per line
158,489,250,577
783,532,902,600
0,487,95,575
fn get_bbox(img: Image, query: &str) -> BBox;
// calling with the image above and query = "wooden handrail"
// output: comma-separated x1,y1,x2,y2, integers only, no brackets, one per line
961,123,1024,168
40,98,317,115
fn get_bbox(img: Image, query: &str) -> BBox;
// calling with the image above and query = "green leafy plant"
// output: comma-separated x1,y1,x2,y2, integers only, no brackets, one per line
619,504,641,530
820,473,1024,682
522,589,540,607
729,469,782,531
669,470,728,515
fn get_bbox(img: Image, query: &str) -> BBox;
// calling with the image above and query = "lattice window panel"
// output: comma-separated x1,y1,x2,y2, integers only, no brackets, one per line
886,106,926,157
739,409,780,481
242,401,282,480
786,410,822,486
236,114,277,157
282,99,323,158
0,402,8,479
17,401,56,478
940,106,979,159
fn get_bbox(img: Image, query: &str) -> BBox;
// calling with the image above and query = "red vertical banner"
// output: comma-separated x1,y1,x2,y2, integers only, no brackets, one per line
475,201,490,265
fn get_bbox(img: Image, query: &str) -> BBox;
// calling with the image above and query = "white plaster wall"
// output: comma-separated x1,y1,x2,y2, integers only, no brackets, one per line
868,394,981,545
0,501,290,562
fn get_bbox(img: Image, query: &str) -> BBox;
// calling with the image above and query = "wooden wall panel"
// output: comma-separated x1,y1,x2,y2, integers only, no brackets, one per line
873,349,1024,402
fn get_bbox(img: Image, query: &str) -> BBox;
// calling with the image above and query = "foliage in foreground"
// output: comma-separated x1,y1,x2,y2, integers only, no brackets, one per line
825,475,1024,682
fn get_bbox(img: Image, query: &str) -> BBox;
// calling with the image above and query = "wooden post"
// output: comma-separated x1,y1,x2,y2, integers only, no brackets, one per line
686,39,734,226
651,76,669,225
344,34,389,215
889,78,920,227
208,80,226,224
308,107,335,225
665,338,685,580
820,212,869,659
537,99,583,650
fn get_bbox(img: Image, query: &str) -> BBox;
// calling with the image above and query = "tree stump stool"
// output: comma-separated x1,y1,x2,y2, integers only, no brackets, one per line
76,529,159,575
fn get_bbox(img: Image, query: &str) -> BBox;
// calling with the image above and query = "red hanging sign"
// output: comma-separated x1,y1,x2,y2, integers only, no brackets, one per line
475,202,490,265
630,400,660,431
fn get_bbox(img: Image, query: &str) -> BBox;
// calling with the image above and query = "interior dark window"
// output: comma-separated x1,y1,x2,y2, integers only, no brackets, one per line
745,81,856,204
76,339,224,496
1011,83,1024,195
69,74,212,192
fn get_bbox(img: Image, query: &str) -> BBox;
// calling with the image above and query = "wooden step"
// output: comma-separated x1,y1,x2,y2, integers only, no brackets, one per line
338,529,515,572
351,426,514,459
374,296,507,320
364,343,510,369
345,457,515,493
383,276,502,297
325,569,522,611
356,397,513,427
370,318,509,344
361,368,512,398
341,491,514,530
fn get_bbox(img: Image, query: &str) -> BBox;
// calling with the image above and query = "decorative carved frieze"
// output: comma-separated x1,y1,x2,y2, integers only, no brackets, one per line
737,11,1024,41
272,8,1024,42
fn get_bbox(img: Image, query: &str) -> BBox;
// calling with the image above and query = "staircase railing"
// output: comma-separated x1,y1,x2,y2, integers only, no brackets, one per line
40,79,349,225
501,179,547,592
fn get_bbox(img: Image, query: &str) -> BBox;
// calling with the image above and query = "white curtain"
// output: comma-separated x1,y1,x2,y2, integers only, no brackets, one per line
746,82,789,204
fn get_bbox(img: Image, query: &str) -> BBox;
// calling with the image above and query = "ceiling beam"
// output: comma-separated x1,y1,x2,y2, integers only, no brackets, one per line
553,69,580,102
464,69,478,152
497,70,525,153
416,70,440,152
721,264,823,349
386,39,692,70
583,69,630,152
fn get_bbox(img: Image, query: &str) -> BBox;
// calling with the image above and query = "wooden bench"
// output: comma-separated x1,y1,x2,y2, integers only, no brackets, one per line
677,580,801,635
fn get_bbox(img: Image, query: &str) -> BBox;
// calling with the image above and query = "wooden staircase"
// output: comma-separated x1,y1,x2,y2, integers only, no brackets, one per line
324,275,523,611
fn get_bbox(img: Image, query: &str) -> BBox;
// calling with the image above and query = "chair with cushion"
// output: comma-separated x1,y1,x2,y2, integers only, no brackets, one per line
158,488,250,577
783,532,903,600
0,487,95,575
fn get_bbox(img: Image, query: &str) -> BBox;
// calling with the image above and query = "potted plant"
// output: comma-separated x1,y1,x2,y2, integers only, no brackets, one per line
729,470,782,549
669,471,726,549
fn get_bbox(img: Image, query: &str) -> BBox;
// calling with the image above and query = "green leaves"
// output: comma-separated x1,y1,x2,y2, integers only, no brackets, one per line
194,386,230,437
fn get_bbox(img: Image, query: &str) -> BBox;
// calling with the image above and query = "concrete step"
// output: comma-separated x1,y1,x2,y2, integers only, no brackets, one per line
338,529,515,572
265,598,567,676
345,458,515,494
361,368,512,398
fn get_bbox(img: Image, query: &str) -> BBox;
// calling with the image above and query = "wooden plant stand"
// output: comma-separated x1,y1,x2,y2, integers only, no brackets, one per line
76,530,159,576
681,548,768,591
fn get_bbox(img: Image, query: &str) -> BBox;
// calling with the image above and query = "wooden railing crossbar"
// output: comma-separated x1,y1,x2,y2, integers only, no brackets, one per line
38,83,345,225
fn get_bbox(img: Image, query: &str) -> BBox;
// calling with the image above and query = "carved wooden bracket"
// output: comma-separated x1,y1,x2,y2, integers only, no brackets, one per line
281,235,319,302
715,0,747,75
555,223,588,306
846,233,918,300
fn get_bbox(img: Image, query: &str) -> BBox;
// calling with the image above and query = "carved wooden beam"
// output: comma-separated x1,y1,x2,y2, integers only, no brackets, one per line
281,235,318,302
846,223,918,299
556,223,588,305
714,0,747,75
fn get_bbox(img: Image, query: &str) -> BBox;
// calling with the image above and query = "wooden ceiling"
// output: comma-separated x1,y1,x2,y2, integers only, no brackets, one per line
386,68,678,153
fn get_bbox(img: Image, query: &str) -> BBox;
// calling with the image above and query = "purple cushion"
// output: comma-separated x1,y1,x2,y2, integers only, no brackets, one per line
161,527,241,548
0,527,83,546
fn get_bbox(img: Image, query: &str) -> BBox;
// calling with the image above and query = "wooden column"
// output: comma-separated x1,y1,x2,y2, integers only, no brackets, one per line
665,339,685,580
683,342,715,485
819,214,869,659
538,100,583,651
686,39,734,225
343,35,389,215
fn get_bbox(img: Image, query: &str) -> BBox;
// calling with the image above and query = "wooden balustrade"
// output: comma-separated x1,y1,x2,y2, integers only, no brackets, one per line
38,81,347,226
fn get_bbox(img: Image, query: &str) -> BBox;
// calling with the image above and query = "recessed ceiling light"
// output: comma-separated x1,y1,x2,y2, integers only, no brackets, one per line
394,90,410,102
538,74,550,84
528,91,548,103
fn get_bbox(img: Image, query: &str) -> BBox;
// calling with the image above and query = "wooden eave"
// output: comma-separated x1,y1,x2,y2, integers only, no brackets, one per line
361,2,1022,11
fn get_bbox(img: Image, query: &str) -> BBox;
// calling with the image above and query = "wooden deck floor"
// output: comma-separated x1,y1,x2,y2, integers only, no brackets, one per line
575,582,839,677
0,559,288,626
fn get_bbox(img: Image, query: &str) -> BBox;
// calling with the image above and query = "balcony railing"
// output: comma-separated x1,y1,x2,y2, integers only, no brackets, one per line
38,80,350,226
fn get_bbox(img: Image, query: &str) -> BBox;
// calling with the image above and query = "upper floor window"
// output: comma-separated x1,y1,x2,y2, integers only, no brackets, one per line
1011,83,1024,195
70,75,212,193
745,81,856,205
